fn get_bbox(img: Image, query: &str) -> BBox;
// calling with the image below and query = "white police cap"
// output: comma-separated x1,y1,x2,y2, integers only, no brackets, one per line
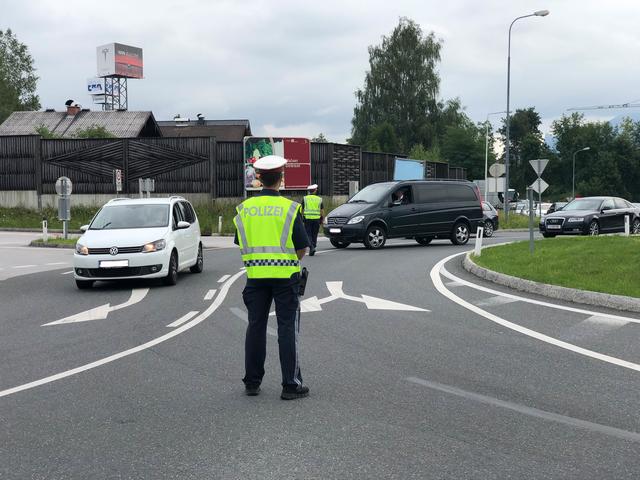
254,155,287,172
307,184,318,190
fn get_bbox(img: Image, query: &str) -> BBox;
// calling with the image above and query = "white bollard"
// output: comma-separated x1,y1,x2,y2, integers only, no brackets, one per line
218,215,223,234
625,215,630,236
474,226,484,256
42,220,48,243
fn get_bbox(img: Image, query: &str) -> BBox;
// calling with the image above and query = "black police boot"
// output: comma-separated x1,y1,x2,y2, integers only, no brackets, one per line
309,249,316,256
281,385,309,400
245,384,261,396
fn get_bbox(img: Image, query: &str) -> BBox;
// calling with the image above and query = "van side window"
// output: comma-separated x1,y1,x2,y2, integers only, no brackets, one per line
447,185,477,202
416,184,446,203
391,187,413,205
180,201,195,223
172,203,185,228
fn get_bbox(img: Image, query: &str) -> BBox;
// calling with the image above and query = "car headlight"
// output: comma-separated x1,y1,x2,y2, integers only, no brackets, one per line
75,243,89,255
143,239,166,253
347,216,365,225
567,217,584,222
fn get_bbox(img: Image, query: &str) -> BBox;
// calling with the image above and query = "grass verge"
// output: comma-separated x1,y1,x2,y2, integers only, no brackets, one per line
472,236,640,298
30,238,77,248
1,196,344,236
498,211,540,229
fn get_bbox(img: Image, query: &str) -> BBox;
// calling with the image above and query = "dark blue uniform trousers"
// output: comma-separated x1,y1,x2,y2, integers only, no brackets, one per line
242,279,303,388
304,219,320,251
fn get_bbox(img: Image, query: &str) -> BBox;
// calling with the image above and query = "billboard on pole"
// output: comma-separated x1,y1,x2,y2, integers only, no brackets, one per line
97,43,143,78
243,137,311,191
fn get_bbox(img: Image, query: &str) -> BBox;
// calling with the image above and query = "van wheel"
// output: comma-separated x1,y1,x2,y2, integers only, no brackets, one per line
330,239,350,249
164,251,179,285
451,221,470,245
415,237,432,246
364,225,386,249
75,280,94,289
190,244,204,273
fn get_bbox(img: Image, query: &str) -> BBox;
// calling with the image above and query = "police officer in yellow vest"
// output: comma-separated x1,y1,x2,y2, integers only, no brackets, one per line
302,184,324,256
233,155,311,400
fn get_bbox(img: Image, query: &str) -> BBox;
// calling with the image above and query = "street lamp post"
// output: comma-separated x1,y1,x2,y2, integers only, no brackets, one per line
572,146,590,199
504,9,549,220
484,111,506,202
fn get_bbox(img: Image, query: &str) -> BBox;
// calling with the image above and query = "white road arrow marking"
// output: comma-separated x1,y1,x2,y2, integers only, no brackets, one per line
43,288,149,326
271,281,428,315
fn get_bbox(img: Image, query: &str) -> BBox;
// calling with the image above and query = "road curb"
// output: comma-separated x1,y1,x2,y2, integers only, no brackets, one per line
463,251,640,313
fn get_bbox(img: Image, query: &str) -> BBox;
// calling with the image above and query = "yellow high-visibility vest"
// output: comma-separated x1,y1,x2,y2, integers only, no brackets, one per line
303,194,322,220
233,196,301,279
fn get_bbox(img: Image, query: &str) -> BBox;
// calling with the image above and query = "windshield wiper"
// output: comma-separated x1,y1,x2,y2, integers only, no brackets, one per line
348,199,368,203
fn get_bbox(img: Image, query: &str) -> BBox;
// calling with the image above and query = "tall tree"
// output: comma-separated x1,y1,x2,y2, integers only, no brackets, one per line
440,120,488,181
349,18,442,153
498,107,545,195
0,29,40,124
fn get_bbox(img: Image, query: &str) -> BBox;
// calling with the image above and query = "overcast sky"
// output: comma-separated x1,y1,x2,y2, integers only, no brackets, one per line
4,0,640,142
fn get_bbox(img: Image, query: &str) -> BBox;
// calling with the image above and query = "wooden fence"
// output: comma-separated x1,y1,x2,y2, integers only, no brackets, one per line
0,136,466,200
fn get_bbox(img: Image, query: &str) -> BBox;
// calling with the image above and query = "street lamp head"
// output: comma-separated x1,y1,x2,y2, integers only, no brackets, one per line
534,9,550,16
582,147,591,151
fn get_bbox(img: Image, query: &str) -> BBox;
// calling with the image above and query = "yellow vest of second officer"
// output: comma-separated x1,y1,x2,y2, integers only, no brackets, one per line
303,194,322,220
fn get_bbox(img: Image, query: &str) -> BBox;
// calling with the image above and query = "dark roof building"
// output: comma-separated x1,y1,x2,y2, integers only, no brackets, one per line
157,116,251,142
0,106,162,138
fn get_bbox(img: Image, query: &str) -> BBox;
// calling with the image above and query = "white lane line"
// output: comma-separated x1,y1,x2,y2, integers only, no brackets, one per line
13,264,37,269
431,253,640,373
230,307,277,337
61,270,74,275
406,376,640,443
445,281,464,287
204,289,217,301
166,311,199,328
217,274,231,283
45,262,67,266
0,270,246,398
440,259,640,325
475,296,520,308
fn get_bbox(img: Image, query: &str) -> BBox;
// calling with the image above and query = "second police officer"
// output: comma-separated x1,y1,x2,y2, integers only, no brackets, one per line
233,155,311,400
301,184,324,256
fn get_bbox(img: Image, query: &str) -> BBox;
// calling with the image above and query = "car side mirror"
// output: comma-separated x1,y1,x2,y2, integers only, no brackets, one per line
80,225,89,232
177,221,191,229
391,200,402,207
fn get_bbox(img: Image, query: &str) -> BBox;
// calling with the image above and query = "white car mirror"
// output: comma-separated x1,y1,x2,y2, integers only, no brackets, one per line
177,221,191,230
80,225,89,232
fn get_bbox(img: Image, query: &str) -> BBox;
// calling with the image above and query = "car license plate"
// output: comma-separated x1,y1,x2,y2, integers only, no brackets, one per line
547,224,561,230
329,228,341,234
99,260,129,268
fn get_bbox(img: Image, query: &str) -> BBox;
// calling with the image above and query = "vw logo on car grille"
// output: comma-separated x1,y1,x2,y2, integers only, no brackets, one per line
109,247,119,256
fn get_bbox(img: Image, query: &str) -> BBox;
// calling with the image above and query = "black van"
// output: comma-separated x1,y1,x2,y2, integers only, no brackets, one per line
324,180,484,249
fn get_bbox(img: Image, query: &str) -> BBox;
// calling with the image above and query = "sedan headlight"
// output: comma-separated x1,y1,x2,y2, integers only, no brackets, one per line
567,217,584,222
143,239,166,253
75,243,89,255
347,215,365,225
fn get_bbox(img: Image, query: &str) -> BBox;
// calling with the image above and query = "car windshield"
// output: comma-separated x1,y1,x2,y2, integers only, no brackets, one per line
562,199,603,211
348,183,394,203
90,204,170,230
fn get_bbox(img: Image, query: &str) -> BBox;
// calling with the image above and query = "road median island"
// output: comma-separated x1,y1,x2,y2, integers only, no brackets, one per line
464,236,640,313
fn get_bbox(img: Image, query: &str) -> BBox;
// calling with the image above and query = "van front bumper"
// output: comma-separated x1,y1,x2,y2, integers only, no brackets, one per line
323,223,366,242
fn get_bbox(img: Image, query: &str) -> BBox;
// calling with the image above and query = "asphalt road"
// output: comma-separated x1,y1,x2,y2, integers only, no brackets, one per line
1,231,639,479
